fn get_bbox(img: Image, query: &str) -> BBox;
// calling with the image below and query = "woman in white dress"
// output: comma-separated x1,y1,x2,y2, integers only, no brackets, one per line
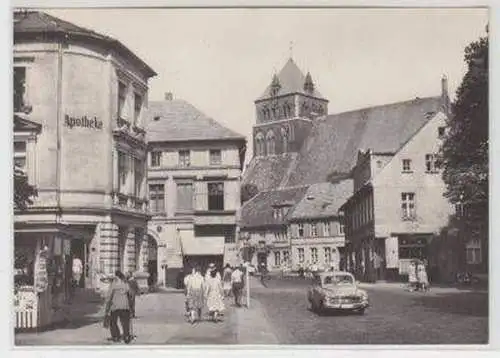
204,269,225,322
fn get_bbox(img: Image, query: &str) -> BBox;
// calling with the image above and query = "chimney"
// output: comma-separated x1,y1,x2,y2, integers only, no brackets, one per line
441,74,450,114
164,92,173,101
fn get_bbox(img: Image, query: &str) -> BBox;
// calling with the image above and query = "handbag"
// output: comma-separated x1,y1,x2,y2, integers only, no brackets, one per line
103,314,111,328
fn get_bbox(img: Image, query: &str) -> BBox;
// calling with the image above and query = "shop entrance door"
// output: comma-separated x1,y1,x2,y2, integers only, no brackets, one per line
70,239,85,288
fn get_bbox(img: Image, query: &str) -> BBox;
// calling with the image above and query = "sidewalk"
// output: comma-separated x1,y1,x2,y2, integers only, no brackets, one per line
358,281,488,294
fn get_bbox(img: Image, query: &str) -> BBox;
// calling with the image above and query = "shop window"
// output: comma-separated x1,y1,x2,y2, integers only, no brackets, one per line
466,239,482,265
311,247,318,264
283,250,290,265
208,182,224,210
298,223,304,237
402,159,412,173
149,184,165,213
274,251,281,266
401,192,416,220
425,154,439,173
14,141,27,173
117,81,127,120
176,182,193,211
134,93,143,124
14,244,35,287
209,149,222,165
14,66,27,113
298,248,305,263
324,247,332,264
178,150,190,167
134,158,144,198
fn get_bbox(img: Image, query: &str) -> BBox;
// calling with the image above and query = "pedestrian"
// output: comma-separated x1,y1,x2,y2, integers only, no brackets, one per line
185,266,204,324
231,264,245,307
126,272,140,318
104,270,133,344
407,261,418,292
71,254,83,292
205,269,225,322
417,262,429,292
183,267,194,318
222,264,233,298
205,262,221,281
259,262,268,287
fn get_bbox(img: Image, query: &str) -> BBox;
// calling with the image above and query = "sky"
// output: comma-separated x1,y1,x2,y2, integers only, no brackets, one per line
44,8,488,164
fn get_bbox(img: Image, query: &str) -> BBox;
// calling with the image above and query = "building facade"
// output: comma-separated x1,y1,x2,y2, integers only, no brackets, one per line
340,110,457,282
146,95,246,287
13,11,156,329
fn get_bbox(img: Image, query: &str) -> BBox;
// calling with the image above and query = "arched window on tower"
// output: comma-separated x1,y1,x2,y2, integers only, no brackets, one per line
281,127,289,153
255,132,265,156
266,130,276,155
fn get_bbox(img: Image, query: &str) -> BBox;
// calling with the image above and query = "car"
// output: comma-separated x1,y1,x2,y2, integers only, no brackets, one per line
307,271,369,315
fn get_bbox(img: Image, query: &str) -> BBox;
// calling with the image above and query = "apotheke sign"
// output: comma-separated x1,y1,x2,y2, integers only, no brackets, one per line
65,115,103,130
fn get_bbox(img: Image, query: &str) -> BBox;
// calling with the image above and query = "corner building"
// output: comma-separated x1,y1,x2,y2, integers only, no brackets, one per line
13,11,156,328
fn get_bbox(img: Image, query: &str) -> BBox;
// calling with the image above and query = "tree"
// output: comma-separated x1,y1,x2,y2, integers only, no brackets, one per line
241,183,259,204
439,34,488,264
14,166,37,211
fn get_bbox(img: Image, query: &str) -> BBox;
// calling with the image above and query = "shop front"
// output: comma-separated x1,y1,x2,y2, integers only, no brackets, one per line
181,236,225,276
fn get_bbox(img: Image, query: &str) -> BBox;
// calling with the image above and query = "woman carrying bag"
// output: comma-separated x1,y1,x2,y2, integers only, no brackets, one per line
104,270,134,343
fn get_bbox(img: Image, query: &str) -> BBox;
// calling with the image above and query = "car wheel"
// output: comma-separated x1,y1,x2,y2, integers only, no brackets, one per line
355,308,365,315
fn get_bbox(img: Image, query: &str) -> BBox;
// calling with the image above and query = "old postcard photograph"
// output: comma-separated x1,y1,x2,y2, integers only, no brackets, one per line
9,4,491,349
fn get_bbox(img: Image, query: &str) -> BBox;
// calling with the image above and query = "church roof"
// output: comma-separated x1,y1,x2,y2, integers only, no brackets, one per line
256,58,325,101
14,10,156,77
288,180,354,220
146,99,246,143
241,153,298,192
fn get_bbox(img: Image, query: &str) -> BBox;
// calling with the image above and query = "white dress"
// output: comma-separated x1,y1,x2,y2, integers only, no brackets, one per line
205,276,225,312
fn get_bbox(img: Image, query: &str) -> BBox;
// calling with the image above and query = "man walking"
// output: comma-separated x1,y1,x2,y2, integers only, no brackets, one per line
126,272,140,318
231,264,244,307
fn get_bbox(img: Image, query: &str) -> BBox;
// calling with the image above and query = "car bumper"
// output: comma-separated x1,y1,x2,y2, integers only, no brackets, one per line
323,302,369,310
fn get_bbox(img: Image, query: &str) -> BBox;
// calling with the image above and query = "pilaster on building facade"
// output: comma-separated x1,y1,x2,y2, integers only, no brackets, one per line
13,10,156,330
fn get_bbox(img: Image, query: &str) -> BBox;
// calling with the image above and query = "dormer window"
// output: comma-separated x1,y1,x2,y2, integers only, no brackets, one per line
438,126,446,138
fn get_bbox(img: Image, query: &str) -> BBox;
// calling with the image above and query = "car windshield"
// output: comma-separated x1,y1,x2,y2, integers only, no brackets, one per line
322,274,354,286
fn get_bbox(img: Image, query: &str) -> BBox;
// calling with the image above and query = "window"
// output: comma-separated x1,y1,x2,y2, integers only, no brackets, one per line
324,247,332,264
401,192,416,220
438,126,446,138
176,183,193,211
209,149,222,165
14,67,27,112
311,248,318,264
134,158,143,197
117,82,127,119
425,154,439,173
311,223,318,237
402,159,412,172
273,208,281,219
266,131,275,155
14,141,27,172
283,251,290,265
274,251,281,266
298,248,305,263
339,221,345,235
255,133,265,156
149,184,165,213
134,93,143,124
323,221,330,236
466,239,482,265
118,151,128,193
178,150,190,167
151,151,162,167
208,182,224,210
298,223,304,237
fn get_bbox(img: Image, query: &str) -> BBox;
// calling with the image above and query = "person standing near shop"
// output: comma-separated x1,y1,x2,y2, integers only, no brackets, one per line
231,264,244,307
222,264,233,298
104,271,133,344
71,254,83,296
185,266,204,324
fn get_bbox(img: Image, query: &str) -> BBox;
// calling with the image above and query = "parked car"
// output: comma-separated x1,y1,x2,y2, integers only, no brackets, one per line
307,271,369,315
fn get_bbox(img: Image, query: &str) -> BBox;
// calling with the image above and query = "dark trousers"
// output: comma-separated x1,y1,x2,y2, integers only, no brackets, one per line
130,296,136,317
109,309,130,340
232,283,243,306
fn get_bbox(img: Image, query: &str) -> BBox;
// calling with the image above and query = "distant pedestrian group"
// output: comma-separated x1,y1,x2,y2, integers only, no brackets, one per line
407,260,429,292
183,263,246,324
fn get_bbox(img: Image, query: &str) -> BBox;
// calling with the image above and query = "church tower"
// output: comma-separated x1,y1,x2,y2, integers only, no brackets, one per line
253,58,328,157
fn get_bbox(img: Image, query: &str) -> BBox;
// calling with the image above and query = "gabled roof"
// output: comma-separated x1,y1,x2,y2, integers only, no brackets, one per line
238,186,309,229
14,114,41,133
146,99,246,143
256,58,325,101
284,96,443,187
289,180,354,220
13,11,156,77
241,153,298,192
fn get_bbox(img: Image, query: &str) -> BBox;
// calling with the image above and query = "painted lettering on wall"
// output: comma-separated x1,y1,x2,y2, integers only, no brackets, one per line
65,115,103,130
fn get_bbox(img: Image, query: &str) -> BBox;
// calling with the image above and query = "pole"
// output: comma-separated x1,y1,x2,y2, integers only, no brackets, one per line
246,266,250,308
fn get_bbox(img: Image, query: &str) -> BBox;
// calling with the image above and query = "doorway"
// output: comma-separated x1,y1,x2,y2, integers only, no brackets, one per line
70,239,86,288
147,236,158,289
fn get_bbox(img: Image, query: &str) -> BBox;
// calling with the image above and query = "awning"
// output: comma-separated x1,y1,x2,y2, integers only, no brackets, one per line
181,236,225,256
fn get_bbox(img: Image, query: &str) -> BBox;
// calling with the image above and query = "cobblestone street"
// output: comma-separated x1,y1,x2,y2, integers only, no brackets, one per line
252,276,488,345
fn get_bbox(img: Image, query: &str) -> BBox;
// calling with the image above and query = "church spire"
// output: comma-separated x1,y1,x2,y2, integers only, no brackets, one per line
270,73,281,96
304,71,315,94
